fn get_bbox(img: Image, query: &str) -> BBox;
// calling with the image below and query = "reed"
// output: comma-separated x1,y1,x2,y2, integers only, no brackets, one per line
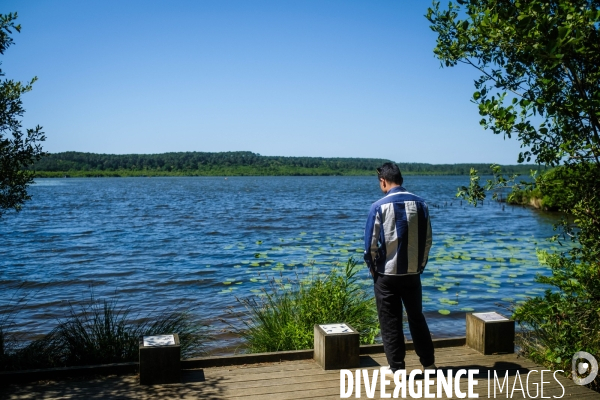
234,257,379,353
0,292,209,370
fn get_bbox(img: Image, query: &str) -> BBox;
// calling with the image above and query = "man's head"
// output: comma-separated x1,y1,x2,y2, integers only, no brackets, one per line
377,162,403,193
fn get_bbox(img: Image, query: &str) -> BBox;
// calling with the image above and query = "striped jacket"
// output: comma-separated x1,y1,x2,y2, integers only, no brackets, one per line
363,186,432,275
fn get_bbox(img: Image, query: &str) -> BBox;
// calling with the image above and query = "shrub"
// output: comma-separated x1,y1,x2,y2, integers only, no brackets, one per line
234,257,379,353
511,163,600,390
506,167,571,211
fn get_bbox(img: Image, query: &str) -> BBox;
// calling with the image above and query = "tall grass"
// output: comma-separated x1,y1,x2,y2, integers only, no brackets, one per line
234,257,379,353
55,297,207,365
0,293,209,371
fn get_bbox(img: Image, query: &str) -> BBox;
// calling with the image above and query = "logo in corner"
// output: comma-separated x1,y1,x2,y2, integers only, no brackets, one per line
572,351,598,385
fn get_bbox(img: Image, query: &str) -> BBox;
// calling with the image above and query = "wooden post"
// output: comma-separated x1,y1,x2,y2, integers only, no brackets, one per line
314,323,360,370
139,334,181,385
466,312,514,355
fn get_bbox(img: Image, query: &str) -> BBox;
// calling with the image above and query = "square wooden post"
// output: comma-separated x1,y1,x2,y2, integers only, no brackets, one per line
139,334,181,385
314,323,360,370
466,312,515,355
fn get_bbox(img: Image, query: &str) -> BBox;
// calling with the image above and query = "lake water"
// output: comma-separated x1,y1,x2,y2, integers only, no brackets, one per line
0,176,562,354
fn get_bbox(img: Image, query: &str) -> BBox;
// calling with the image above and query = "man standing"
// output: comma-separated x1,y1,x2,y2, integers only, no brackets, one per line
364,162,435,372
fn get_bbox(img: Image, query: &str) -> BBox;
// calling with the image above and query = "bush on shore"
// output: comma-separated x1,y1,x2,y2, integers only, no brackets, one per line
233,257,379,353
511,164,600,391
507,167,570,211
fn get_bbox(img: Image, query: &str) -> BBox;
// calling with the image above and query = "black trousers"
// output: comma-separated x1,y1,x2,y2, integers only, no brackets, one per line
373,273,435,370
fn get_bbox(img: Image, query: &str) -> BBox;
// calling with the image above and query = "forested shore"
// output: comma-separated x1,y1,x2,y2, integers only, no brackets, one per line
32,151,540,177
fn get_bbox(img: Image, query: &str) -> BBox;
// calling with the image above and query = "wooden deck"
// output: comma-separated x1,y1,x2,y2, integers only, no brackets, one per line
2,346,599,399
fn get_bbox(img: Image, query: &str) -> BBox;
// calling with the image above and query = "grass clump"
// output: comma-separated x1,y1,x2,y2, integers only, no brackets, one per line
235,257,379,353
0,293,209,370
55,297,207,366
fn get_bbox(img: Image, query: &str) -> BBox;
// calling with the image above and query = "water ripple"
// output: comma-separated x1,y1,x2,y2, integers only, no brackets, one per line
0,176,563,354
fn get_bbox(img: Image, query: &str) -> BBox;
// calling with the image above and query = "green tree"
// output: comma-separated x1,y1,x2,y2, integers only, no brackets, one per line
427,0,600,386
0,12,45,218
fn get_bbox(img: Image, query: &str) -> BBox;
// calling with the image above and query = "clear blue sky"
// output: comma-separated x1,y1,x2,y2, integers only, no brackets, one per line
2,0,526,164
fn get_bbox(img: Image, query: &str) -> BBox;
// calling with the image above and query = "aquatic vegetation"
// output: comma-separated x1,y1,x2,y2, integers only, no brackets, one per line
232,258,379,353
0,292,208,370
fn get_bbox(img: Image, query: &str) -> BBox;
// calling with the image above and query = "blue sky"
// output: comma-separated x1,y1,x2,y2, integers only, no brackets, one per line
1,1,526,164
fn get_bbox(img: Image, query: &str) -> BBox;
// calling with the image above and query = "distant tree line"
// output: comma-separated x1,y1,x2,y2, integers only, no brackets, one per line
31,151,541,177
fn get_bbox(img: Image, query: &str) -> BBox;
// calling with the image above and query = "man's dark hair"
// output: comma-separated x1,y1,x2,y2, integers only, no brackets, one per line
377,162,403,186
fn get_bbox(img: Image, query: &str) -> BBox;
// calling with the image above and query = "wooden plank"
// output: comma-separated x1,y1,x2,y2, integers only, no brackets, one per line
201,347,500,379
0,362,138,386
195,363,596,399
198,353,540,386
220,372,599,400
182,349,313,369
202,363,588,395
182,336,466,369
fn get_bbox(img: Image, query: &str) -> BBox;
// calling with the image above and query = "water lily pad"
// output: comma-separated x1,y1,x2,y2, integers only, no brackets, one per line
460,307,474,312
438,309,451,315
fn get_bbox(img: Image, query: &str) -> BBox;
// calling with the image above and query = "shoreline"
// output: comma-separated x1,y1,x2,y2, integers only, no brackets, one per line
33,171,503,178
